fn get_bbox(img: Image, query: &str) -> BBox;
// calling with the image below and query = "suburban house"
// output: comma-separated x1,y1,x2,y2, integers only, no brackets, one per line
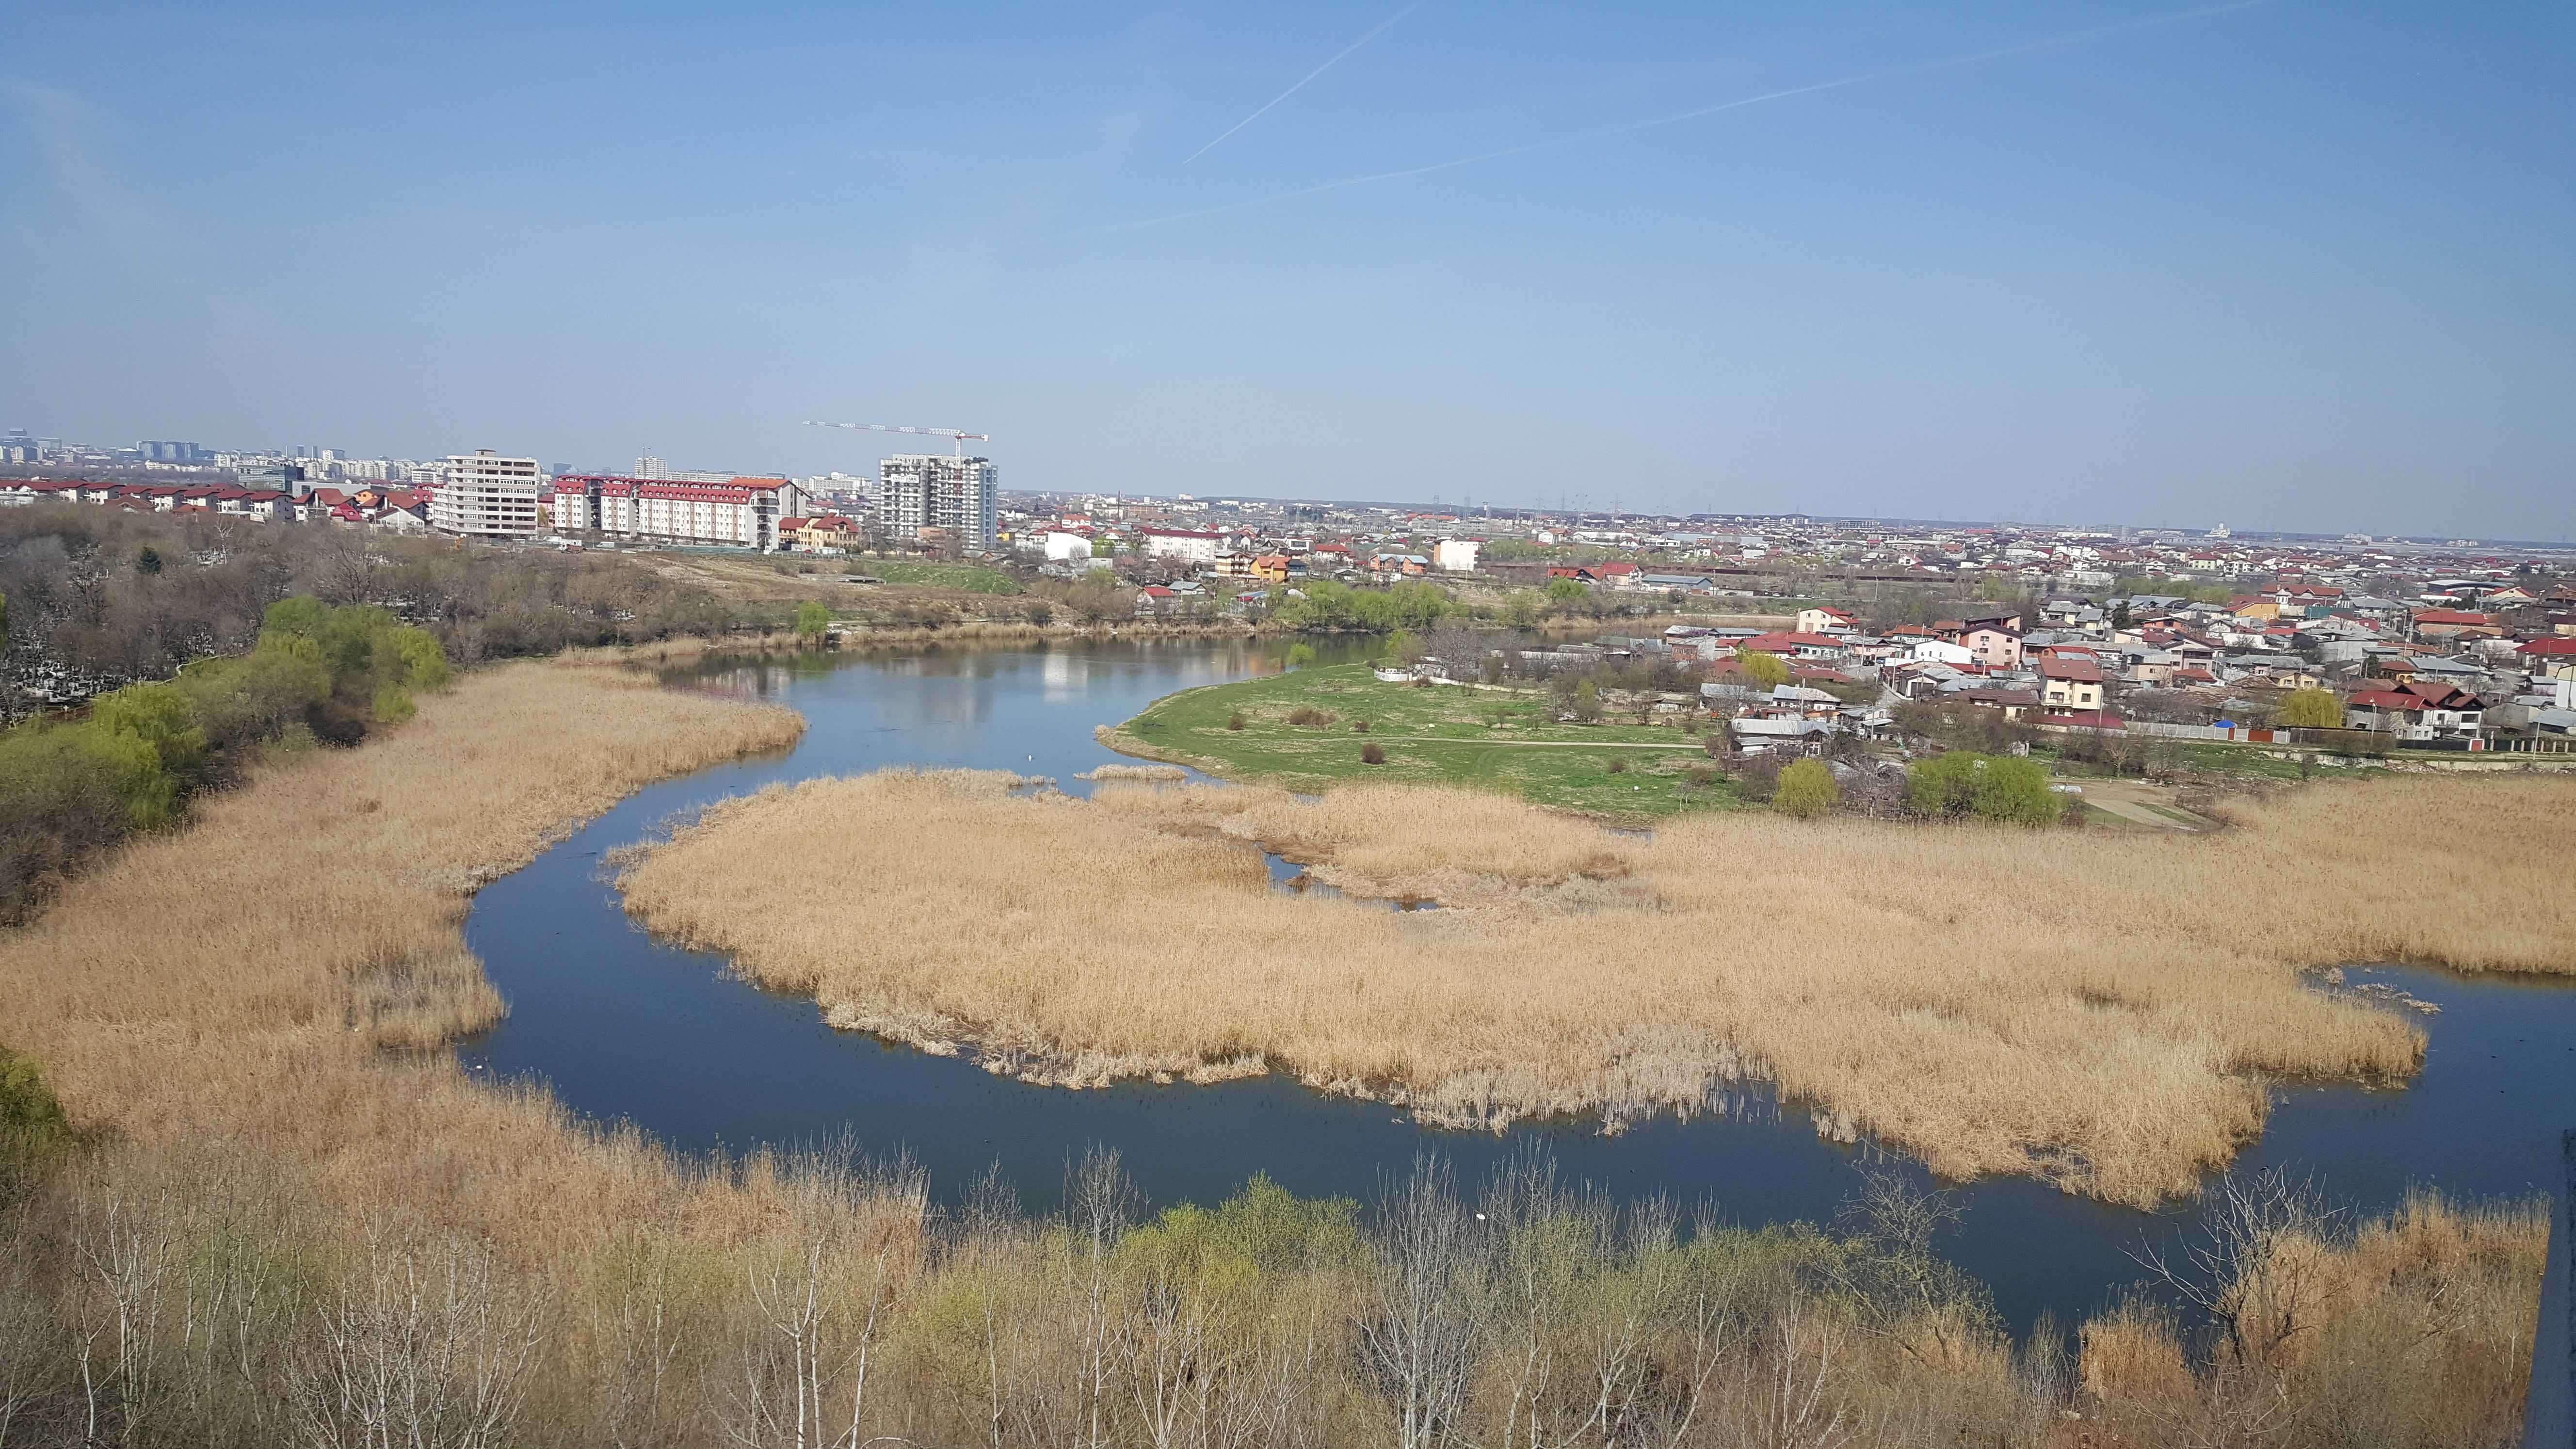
2412,608,2503,642
2344,681,2487,741
1796,606,1859,635
1960,625,2025,670
1737,631,1849,662
2038,653,2106,711
2519,637,2576,680
1953,686,2039,719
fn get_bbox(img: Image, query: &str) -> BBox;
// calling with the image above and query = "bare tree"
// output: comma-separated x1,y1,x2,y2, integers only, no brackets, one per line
593,1238,686,1449
0,1235,61,1449
2128,1169,2335,1446
287,1230,546,1449
1733,1296,1857,1449
70,1189,175,1449
1355,1156,1490,1449
724,1143,926,1449
1067,1146,1141,1449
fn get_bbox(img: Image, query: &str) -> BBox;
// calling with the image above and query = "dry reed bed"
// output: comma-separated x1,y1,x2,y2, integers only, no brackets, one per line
0,660,2544,1446
615,771,2576,1206
0,657,816,1275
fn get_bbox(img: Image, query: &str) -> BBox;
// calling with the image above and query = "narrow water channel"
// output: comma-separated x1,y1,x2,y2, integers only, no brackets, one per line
457,640,2576,1336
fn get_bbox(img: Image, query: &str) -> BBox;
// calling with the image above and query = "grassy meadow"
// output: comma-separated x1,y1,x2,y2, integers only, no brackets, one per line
1110,663,1736,816
0,651,2549,1446
617,766,2576,1208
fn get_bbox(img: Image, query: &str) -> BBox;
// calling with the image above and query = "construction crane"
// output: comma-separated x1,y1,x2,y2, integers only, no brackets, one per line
803,420,990,458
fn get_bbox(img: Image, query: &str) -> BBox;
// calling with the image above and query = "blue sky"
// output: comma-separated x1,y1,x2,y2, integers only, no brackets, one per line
3,1,2570,537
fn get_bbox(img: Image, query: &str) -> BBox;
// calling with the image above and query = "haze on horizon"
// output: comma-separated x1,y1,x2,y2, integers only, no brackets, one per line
2,1,2569,541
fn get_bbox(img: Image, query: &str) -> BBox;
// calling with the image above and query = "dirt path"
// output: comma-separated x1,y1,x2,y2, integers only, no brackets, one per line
2074,778,2210,830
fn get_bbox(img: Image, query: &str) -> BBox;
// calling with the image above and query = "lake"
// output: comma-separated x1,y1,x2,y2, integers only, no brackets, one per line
456,639,2576,1335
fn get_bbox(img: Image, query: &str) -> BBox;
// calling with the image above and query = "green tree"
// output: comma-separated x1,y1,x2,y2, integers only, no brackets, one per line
386,625,452,692
794,600,832,642
1907,751,1984,818
92,681,209,789
1285,642,1317,668
1971,756,2062,826
2277,686,2343,729
1736,649,1791,689
1773,758,1841,818
1572,678,1602,723
1543,577,1588,606
136,546,162,575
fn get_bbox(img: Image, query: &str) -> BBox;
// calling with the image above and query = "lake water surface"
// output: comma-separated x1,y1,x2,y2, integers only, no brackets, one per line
457,641,2576,1335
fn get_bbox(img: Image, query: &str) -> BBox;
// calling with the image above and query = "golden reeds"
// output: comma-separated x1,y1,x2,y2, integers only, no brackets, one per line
616,771,2576,1207
0,659,2545,1446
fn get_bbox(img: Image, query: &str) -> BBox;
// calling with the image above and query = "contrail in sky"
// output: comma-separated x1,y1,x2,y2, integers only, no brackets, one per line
1107,0,2270,232
1184,2,1423,165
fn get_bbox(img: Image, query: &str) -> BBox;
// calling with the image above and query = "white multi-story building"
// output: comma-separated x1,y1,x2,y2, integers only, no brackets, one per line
1142,528,1224,565
879,454,998,551
552,474,808,549
1433,538,1483,573
430,451,543,537
635,455,666,480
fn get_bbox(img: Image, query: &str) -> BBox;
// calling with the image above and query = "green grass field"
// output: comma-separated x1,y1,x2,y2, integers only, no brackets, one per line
1110,664,1742,817
855,560,1022,594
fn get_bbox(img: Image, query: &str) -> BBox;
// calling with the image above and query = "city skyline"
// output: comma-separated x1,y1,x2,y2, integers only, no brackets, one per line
4,2,2570,539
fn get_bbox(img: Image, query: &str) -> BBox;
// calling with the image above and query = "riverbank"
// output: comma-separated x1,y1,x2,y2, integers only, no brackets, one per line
609,764,2575,1208
1105,663,1737,817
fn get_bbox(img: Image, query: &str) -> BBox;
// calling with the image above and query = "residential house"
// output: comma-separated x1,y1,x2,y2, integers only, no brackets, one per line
2413,608,2503,642
2344,681,2487,741
2038,653,2106,711
1795,606,1858,635
1960,624,2024,670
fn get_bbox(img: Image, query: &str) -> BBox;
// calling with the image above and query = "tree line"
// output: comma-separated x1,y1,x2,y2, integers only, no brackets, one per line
0,599,451,923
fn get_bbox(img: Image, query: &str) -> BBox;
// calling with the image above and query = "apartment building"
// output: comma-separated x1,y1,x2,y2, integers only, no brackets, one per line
430,451,542,537
550,473,808,549
1142,527,1225,565
879,454,998,551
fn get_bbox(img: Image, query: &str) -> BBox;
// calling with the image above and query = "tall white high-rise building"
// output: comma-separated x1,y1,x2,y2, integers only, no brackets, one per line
430,451,543,538
635,455,666,479
878,454,998,550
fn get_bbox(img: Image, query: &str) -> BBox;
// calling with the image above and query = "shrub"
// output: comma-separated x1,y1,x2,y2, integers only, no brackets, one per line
1685,765,1718,787
1227,712,1245,731
1973,756,2062,826
1286,707,1335,728
1604,756,1628,774
1908,751,2063,825
1908,751,1984,818
1351,719,1369,735
0,1046,68,1193
1285,642,1317,668
2278,686,2343,728
1773,758,1841,817
1359,742,1386,766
